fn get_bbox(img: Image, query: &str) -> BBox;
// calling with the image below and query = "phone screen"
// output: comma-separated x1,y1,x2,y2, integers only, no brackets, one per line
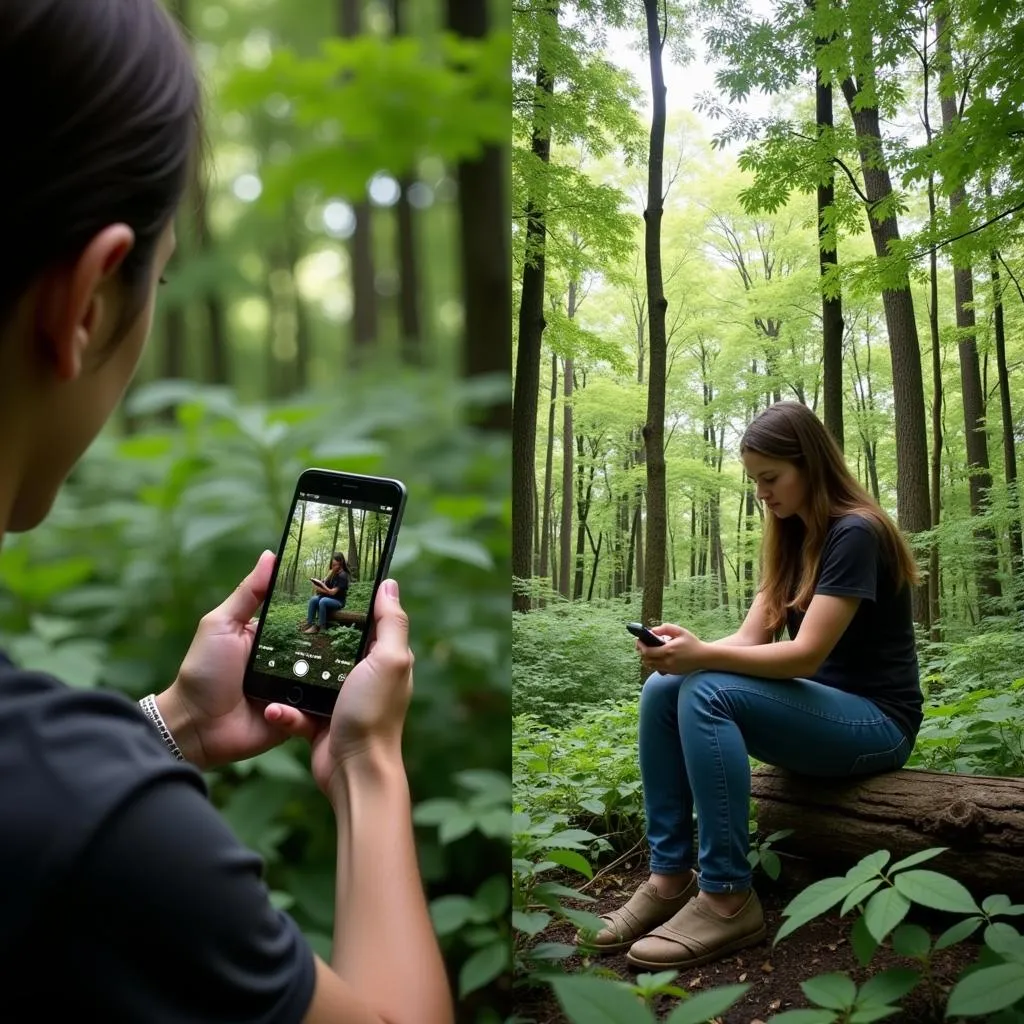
247,473,404,711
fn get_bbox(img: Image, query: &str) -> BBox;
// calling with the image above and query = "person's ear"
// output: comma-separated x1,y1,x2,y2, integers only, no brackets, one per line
36,225,135,381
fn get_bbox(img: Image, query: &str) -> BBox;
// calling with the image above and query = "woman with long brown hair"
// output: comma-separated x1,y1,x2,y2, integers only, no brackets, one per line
582,401,922,971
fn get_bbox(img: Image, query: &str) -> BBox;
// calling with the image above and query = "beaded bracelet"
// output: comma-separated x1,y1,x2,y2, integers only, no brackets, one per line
138,693,185,761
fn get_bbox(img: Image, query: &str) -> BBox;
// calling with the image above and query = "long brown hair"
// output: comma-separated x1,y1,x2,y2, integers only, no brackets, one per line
741,402,919,633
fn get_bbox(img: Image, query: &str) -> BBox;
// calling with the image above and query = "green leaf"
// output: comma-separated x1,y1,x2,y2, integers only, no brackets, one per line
511,910,551,936
850,914,880,967
935,916,983,949
545,848,594,879
765,829,795,843
848,1008,901,1023
526,941,577,960
891,870,980,914
841,879,884,917
888,847,948,873
985,923,1024,965
767,1011,838,1024
946,963,1024,1017
550,974,654,1024
985,895,1014,916
457,940,509,999
665,983,750,1024
856,967,920,1007
801,972,857,1011
776,877,856,944
439,812,477,844
413,797,462,826
430,895,478,936
474,874,510,918
761,849,782,880
890,924,931,959
562,906,609,934
864,888,911,944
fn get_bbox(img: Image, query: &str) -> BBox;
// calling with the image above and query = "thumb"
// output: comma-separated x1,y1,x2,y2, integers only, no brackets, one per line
371,579,409,653
217,550,276,624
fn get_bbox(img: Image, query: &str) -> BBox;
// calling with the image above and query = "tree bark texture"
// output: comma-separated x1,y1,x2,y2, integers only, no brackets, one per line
640,0,668,631
511,7,556,611
936,14,1001,604
841,78,931,625
752,766,1024,899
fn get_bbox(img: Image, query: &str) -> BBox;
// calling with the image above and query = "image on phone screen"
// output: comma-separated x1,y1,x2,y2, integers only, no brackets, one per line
252,490,398,691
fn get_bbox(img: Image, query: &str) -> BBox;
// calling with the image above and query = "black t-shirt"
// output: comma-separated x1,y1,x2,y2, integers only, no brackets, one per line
325,570,349,602
0,652,316,1022
785,514,922,743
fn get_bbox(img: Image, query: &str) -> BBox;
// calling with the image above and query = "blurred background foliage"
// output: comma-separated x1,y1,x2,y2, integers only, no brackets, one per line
0,0,511,1020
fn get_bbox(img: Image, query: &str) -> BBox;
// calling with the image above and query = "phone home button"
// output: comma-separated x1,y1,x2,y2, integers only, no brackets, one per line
287,686,303,705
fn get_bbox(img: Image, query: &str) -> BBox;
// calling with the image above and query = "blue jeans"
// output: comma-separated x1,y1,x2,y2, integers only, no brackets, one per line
639,670,912,894
307,595,343,627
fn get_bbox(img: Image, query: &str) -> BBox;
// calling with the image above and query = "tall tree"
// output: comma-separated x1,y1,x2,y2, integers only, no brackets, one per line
935,10,1001,603
338,0,378,364
640,0,669,630
512,2,557,610
813,0,844,449
446,0,510,426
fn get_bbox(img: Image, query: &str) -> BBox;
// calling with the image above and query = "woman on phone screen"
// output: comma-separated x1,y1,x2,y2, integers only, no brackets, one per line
0,4,452,1022
303,552,350,633
580,401,922,972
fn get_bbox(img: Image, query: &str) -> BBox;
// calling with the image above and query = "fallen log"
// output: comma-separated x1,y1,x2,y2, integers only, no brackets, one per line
750,766,1024,901
328,609,366,628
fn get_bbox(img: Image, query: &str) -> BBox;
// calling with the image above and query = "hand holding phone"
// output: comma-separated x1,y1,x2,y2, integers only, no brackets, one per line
244,469,407,718
626,622,666,647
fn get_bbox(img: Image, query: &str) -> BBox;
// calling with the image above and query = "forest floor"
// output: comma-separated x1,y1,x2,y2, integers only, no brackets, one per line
514,859,978,1023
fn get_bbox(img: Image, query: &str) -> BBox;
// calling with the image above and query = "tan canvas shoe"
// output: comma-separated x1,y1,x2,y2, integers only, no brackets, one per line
576,872,698,955
625,890,767,970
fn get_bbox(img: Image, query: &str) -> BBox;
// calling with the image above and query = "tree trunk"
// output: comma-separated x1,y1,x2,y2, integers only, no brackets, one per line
338,0,377,365
841,76,931,626
347,508,360,581
538,351,558,588
511,4,557,611
285,201,311,392
751,766,1024,900
289,500,308,595
446,0,509,428
330,508,342,557
559,355,574,599
815,12,844,450
640,0,668,632
936,14,1001,606
586,530,602,602
991,251,1023,583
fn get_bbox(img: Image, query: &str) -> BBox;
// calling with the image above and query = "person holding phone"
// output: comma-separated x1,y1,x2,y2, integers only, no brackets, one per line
0,5,452,1024
302,552,350,633
583,402,922,972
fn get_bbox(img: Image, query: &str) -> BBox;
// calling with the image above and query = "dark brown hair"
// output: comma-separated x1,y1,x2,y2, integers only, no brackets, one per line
331,552,349,574
0,0,203,340
740,401,919,633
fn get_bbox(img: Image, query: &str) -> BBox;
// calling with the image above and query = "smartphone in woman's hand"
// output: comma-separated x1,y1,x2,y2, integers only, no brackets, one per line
626,622,666,647
244,468,406,717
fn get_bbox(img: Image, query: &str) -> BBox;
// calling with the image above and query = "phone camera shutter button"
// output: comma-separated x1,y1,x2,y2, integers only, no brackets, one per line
287,686,303,704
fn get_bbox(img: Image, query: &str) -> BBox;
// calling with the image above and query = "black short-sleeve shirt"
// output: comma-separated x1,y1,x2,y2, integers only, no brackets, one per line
0,652,316,1022
785,514,923,742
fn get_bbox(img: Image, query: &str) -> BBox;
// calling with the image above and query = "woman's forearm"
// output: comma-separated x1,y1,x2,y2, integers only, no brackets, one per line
327,749,453,1024
708,632,761,647
701,637,815,678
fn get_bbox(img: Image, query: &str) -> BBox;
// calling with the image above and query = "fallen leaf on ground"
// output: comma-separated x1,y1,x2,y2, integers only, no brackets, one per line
761,962,774,973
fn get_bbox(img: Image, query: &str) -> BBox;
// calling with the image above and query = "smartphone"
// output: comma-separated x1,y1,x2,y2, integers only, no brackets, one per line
244,468,407,717
626,622,666,647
